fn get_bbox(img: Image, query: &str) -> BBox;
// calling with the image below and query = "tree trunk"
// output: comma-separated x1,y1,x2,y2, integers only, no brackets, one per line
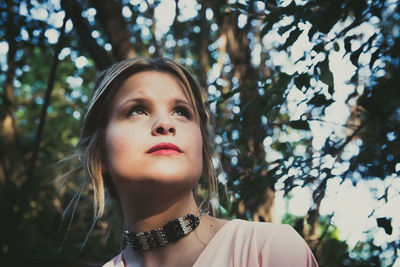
0,0,18,185
148,3,162,57
214,3,275,222
90,0,136,61
1,0,20,257
305,178,325,255
61,0,112,70
172,0,184,61
196,2,211,87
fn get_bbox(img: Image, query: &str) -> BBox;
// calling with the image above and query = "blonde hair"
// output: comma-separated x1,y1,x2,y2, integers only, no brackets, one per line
77,57,218,220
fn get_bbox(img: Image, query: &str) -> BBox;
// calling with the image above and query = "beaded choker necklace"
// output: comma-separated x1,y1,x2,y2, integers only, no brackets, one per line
123,213,202,250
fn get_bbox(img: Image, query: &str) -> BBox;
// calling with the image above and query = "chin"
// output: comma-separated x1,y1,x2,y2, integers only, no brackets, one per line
146,168,200,185
114,171,200,201
147,160,200,178
113,166,201,184
109,159,202,192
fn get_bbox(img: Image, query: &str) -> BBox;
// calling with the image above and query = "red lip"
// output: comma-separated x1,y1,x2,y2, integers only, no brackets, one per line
147,143,182,154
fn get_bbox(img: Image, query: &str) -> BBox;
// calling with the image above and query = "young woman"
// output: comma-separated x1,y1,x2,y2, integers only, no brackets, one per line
76,57,318,266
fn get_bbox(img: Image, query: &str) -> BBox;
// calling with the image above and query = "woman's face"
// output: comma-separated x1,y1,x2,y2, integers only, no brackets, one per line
104,71,203,197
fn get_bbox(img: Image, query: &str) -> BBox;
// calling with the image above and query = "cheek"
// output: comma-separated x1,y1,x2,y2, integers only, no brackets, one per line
191,128,204,174
196,134,203,160
105,127,125,159
104,124,141,172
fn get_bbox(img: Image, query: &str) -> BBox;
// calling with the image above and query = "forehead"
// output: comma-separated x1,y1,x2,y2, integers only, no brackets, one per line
112,70,191,104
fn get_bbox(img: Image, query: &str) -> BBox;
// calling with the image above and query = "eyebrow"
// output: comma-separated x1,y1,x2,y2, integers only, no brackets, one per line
117,97,194,112
174,99,194,110
117,98,150,111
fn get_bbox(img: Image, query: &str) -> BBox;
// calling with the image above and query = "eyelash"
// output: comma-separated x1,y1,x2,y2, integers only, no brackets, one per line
174,106,192,119
126,105,147,117
126,105,192,119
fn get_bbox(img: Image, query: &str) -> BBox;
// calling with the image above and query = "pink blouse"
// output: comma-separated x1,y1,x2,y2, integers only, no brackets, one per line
103,219,319,267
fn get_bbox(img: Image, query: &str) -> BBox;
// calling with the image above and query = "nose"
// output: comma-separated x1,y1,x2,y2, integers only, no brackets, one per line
151,119,176,136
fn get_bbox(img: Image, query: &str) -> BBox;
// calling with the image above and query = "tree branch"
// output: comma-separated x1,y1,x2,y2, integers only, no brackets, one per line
332,121,366,157
61,0,112,70
0,0,19,185
89,0,136,60
18,15,68,226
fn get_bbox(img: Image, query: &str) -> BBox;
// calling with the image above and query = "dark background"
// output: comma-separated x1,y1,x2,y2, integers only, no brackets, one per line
0,0,399,266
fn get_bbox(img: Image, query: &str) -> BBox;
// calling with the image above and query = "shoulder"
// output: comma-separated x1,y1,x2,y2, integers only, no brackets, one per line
256,222,319,267
230,220,318,267
226,219,289,243
231,220,307,245
102,252,124,267
258,223,308,251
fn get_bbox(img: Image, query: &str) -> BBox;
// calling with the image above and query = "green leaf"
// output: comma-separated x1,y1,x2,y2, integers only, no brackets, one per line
309,2,341,34
350,47,363,67
271,73,292,95
316,57,334,86
260,23,273,38
344,35,355,53
313,42,325,53
308,93,334,107
294,73,311,91
369,49,380,69
278,23,295,36
281,28,302,49
308,26,317,41
377,217,393,235
328,86,334,96
289,119,310,130
333,42,340,52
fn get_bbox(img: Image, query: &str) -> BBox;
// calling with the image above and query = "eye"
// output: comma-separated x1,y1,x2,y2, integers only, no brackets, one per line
127,105,147,117
174,106,192,119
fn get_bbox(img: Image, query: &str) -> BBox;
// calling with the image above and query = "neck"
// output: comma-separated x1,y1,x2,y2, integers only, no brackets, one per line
117,186,228,266
121,190,199,233
123,214,227,267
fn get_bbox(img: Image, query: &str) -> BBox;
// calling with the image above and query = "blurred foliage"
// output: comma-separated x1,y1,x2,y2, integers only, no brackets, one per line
0,0,399,266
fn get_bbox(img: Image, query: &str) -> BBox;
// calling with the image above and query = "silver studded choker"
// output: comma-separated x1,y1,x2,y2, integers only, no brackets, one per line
123,213,202,250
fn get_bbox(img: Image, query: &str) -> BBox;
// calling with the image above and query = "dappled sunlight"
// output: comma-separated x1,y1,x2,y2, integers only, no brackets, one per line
1,0,398,265
154,0,175,39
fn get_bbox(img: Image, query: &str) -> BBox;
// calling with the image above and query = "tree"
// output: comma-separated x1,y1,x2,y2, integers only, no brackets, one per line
0,0,398,265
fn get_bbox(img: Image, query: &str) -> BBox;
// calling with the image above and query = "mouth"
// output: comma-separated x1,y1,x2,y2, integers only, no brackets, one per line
146,142,183,155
